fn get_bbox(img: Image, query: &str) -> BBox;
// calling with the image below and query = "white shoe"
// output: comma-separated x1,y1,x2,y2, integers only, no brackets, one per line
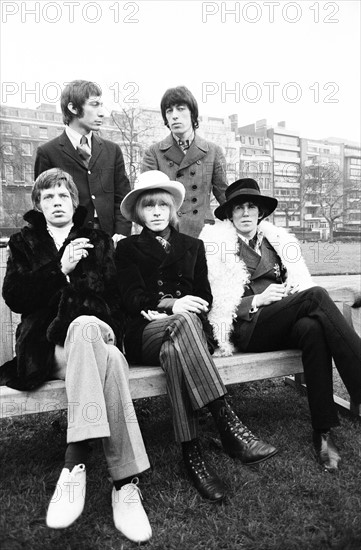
46,464,86,529
112,477,152,543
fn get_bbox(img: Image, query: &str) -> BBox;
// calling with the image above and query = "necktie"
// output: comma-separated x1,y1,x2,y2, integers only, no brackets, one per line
248,235,257,250
178,139,190,154
156,236,171,253
77,136,91,167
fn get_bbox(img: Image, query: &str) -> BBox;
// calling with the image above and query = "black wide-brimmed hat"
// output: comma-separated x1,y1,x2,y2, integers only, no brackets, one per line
214,178,278,221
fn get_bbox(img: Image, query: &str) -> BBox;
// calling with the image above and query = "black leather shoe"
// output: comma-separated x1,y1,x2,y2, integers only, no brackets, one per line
215,402,278,464
183,440,227,502
313,430,341,471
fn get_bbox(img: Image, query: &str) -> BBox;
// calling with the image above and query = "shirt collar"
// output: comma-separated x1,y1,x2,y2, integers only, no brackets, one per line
66,125,92,150
237,229,264,255
172,129,194,147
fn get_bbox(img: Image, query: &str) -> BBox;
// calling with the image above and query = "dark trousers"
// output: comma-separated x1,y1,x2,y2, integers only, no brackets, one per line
142,312,226,442
243,287,361,430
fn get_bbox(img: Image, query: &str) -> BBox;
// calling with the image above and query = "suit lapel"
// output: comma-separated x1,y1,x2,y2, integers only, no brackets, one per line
179,135,209,170
137,229,166,265
160,229,193,268
59,131,87,169
89,133,102,168
160,134,184,166
252,239,279,280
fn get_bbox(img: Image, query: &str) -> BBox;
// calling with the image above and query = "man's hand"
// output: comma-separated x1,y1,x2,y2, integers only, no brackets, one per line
141,310,169,321
60,238,93,276
255,284,287,307
172,295,209,314
112,233,127,246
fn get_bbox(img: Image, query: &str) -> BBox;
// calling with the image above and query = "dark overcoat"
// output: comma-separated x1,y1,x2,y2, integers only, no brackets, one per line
1,207,123,390
34,131,132,236
114,226,213,363
141,134,227,237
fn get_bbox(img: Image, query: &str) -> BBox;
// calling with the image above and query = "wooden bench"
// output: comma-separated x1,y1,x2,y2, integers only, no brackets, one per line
1,350,306,419
1,246,360,420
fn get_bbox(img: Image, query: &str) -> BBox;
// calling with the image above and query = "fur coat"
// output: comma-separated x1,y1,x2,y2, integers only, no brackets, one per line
199,219,314,356
1,207,123,390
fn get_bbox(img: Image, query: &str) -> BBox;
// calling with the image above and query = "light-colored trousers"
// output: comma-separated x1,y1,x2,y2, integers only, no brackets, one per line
53,315,150,481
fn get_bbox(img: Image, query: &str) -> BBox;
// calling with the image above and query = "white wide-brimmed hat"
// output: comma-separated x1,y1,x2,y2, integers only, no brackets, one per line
120,170,185,221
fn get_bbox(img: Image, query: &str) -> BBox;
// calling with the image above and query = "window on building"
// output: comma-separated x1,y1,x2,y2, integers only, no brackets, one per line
249,137,254,145
264,178,270,189
21,143,32,156
39,127,48,139
1,123,11,134
25,163,33,184
5,164,14,182
258,138,264,146
274,135,299,147
3,142,13,154
240,136,246,144
350,168,361,176
350,158,361,166
21,125,30,137
275,150,300,160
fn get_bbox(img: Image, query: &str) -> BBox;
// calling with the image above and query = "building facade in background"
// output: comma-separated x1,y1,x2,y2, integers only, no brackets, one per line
0,103,360,236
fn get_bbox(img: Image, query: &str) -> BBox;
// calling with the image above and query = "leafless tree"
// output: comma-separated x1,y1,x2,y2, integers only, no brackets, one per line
109,106,156,187
302,162,347,242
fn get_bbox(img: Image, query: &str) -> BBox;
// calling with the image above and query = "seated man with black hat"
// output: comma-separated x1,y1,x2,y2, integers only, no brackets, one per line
200,178,361,472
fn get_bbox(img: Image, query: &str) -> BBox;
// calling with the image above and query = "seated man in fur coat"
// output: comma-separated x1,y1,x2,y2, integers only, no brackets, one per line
1,168,152,543
200,178,361,472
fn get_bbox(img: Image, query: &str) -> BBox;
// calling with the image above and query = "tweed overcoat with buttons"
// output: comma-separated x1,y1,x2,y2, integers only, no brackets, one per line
34,131,132,236
141,133,228,237
114,226,213,363
1,207,124,390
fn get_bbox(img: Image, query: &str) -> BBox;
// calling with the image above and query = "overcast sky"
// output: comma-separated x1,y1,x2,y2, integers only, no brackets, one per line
1,0,360,142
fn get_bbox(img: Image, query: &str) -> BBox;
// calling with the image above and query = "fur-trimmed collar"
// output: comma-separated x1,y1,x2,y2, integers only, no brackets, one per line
200,220,314,356
23,205,88,231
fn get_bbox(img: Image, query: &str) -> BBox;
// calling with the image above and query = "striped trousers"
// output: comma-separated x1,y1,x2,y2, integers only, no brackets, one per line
142,312,226,442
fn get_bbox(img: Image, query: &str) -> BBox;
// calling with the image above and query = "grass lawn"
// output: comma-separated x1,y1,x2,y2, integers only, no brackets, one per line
1,381,361,550
298,242,361,276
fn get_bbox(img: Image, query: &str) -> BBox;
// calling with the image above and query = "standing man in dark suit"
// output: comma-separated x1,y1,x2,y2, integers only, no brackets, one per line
34,80,132,241
141,86,228,237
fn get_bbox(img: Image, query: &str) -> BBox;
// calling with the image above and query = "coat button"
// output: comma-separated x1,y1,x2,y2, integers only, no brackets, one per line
169,161,174,166
193,210,199,215
177,211,182,217
175,290,181,297
192,197,197,203
192,184,197,190
157,280,163,286
190,170,196,176
91,194,96,199
88,170,91,174
177,272,182,277
159,291,164,297
196,160,201,165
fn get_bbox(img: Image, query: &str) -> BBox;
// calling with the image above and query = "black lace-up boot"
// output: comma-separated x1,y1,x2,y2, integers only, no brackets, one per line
182,439,227,502
214,401,278,464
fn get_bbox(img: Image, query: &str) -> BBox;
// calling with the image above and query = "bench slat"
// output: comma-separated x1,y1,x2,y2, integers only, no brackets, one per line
0,351,303,418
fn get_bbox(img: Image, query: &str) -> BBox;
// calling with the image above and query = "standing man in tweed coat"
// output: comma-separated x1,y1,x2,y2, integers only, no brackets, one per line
141,86,228,237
